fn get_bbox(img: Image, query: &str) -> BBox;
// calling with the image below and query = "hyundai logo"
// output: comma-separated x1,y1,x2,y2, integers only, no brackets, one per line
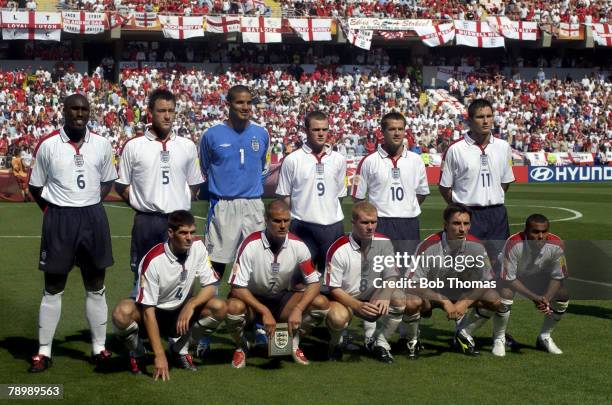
530,167,554,182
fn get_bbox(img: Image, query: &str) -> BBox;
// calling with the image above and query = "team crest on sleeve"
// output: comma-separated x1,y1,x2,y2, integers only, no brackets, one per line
251,138,260,152
139,275,146,289
232,263,240,274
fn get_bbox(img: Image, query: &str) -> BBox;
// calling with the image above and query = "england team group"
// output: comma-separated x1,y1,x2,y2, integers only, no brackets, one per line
26,86,570,380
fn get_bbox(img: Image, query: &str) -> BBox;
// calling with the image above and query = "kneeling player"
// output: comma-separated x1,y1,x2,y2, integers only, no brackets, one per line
491,214,570,356
325,202,423,363
410,203,502,356
225,200,330,368
112,210,226,380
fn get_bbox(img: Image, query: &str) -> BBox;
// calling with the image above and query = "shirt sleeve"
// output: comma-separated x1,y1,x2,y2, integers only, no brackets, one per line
196,243,219,287
101,139,118,182
28,142,48,187
415,156,430,195
228,245,253,287
439,148,455,188
337,156,348,198
275,155,292,196
137,262,160,306
352,157,369,199
549,245,568,280
199,130,210,181
501,242,520,281
297,242,319,284
379,240,400,280
324,249,346,288
501,143,515,183
186,140,205,186
116,141,132,185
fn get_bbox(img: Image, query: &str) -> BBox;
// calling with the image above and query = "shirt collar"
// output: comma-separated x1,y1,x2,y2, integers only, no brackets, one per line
163,242,190,264
60,127,91,144
377,144,406,159
144,128,176,142
348,233,362,251
302,143,331,155
261,231,289,251
464,132,494,146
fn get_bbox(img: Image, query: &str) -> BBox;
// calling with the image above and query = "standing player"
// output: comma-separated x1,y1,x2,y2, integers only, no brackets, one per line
491,214,569,356
28,94,117,372
439,98,515,242
324,202,423,363
112,210,226,379
275,110,346,272
351,111,429,344
199,85,269,279
115,89,204,292
225,200,330,368
11,148,30,201
410,203,502,356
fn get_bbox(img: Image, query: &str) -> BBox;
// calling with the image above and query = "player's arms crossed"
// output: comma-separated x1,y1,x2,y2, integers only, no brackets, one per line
176,284,217,336
142,305,169,381
100,180,114,200
230,287,276,335
114,183,130,203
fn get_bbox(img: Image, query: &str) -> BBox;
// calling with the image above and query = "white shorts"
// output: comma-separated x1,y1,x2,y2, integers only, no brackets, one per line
205,198,265,264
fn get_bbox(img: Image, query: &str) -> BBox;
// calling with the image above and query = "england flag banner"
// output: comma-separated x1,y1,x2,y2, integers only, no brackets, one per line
62,11,106,34
558,23,582,39
288,18,332,41
414,22,455,47
1,11,61,41
454,20,504,48
159,15,204,39
206,16,241,33
134,12,158,28
487,17,538,40
592,23,612,46
241,17,282,43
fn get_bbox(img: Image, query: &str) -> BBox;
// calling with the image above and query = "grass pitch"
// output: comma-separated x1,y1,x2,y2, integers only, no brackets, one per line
0,183,611,404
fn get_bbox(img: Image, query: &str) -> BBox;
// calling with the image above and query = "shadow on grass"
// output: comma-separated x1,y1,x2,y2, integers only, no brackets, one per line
566,303,612,320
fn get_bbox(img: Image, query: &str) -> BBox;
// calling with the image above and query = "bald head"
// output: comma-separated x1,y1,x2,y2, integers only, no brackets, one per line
265,199,290,219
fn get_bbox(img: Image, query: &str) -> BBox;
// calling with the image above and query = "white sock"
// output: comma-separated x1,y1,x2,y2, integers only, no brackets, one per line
493,299,513,340
540,300,568,338
459,308,493,336
115,321,145,357
85,287,108,354
374,306,404,350
300,308,329,336
363,320,376,340
169,335,190,355
401,312,420,342
292,333,300,350
225,313,246,346
190,316,221,341
38,290,64,358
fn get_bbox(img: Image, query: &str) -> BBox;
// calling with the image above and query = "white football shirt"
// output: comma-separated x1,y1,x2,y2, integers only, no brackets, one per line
500,232,567,281
275,143,346,225
117,130,203,213
440,133,515,206
136,239,218,310
229,231,319,296
352,145,429,218
29,128,117,207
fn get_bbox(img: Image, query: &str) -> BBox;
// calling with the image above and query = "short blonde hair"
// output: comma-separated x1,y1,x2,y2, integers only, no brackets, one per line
352,201,377,220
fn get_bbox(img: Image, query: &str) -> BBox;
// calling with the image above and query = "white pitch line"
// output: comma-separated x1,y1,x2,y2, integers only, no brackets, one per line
568,277,612,288
0,235,131,239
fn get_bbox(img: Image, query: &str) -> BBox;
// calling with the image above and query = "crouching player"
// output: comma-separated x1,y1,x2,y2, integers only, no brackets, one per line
491,214,570,356
225,200,330,368
112,210,226,380
324,202,423,363
410,203,502,356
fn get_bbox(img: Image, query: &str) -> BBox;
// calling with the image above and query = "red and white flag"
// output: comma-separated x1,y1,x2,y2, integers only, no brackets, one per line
454,20,504,48
62,11,106,34
205,16,240,33
344,27,373,50
558,22,582,39
159,15,204,39
1,11,61,41
105,12,127,29
133,12,158,28
414,22,455,47
592,23,612,46
487,17,538,40
241,16,282,43
287,18,332,41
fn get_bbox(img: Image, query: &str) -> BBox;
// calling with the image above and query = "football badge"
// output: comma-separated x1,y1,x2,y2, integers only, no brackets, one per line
74,154,84,167
251,138,260,152
269,323,292,357
160,150,170,163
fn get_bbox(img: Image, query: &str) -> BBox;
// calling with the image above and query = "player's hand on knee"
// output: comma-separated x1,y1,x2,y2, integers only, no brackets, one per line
262,310,277,336
176,306,195,336
358,302,380,319
153,355,170,381
442,301,457,320
534,296,552,315
288,308,302,336
371,299,390,315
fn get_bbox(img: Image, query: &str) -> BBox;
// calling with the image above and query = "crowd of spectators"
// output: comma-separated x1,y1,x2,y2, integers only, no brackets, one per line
0,60,610,168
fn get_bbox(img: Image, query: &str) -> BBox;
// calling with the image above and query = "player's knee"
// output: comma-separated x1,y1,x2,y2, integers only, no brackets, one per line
498,287,514,300
83,272,105,292
311,294,330,311
204,298,227,319
112,300,137,328
326,303,351,330
555,286,570,302
44,273,68,295
226,298,247,316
